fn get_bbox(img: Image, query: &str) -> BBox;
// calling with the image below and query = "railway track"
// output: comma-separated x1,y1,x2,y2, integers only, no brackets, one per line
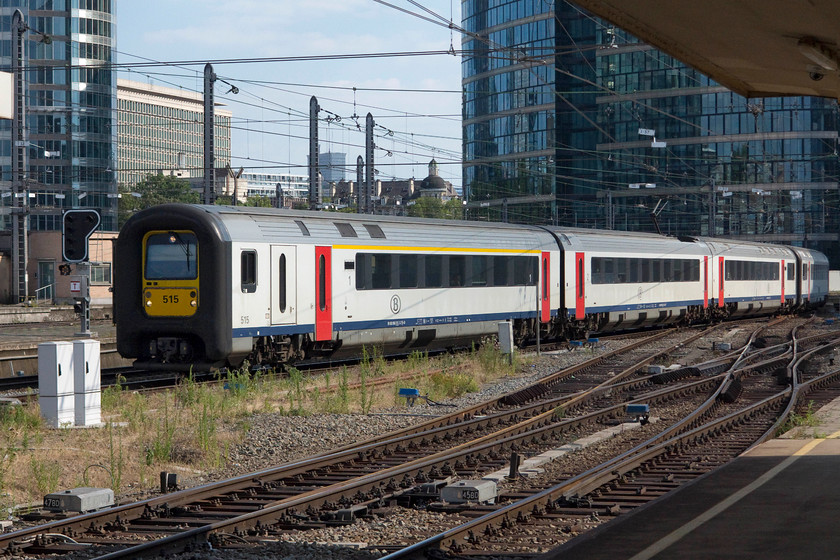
2,317,839,558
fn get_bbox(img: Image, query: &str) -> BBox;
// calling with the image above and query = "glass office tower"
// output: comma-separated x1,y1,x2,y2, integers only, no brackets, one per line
0,0,117,231
462,0,840,265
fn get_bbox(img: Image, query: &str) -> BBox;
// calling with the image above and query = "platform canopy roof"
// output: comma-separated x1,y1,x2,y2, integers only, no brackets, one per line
572,0,840,99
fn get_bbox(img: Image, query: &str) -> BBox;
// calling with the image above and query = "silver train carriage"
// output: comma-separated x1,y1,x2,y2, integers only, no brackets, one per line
113,204,829,370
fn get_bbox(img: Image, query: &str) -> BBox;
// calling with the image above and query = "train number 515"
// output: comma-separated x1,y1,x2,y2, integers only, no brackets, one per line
162,295,179,304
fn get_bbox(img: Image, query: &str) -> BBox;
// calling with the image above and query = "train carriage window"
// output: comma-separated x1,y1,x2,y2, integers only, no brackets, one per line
471,255,488,286
371,254,392,289
673,260,683,282
787,263,795,280
664,260,672,282
513,256,534,285
641,259,651,283
355,254,369,289
425,255,443,288
616,258,627,283
682,260,692,282
603,258,614,284
399,254,418,288
627,259,639,283
725,261,733,281
542,257,548,299
241,250,257,293
577,257,584,297
652,260,661,282
448,256,466,287
591,257,602,284
278,254,287,313
493,256,509,286
318,255,326,311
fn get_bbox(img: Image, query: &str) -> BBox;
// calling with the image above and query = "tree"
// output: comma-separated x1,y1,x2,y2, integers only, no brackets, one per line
246,195,274,207
407,197,463,219
118,174,199,228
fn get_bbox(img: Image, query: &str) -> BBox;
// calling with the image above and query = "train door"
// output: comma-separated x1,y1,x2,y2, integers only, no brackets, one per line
718,256,725,308
541,252,550,323
781,260,785,304
270,245,297,325
703,256,709,308
315,246,332,341
575,252,585,319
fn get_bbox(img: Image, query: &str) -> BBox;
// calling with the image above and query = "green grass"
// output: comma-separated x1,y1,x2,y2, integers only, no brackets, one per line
779,401,822,436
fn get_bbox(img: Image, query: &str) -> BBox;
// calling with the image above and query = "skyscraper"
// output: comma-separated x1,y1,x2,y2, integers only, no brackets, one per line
462,0,840,265
0,0,117,232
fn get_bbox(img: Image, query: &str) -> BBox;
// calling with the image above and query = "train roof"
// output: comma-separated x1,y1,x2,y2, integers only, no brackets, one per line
190,204,559,252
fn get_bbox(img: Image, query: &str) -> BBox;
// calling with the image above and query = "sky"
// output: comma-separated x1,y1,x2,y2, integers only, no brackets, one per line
115,0,464,188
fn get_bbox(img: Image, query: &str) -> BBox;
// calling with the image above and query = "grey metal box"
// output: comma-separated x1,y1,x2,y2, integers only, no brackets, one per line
441,480,497,504
73,339,101,394
38,341,74,397
74,390,101,427
498,321,514,355
43,487,114,513
39,395,75,428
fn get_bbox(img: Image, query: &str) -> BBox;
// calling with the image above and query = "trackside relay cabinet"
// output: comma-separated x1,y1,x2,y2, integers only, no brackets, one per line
38,341,74,428
74,339,101,426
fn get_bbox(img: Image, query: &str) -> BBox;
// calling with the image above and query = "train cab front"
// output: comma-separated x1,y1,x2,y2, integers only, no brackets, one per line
115,204,230,372
139,231,204,368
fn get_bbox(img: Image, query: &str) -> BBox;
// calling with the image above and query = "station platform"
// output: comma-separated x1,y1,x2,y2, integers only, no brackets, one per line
548,398,840,559
0,320,115,352
0,305,114,354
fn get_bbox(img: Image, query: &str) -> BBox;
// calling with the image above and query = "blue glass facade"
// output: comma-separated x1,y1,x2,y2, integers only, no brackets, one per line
462,0,840,265
0,0,117,231
462,0,557,223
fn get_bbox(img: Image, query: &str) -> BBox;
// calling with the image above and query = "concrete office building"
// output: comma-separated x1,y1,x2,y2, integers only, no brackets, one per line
117,78,232,187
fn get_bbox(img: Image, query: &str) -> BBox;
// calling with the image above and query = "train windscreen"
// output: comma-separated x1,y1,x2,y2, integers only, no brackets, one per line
144,232,198,280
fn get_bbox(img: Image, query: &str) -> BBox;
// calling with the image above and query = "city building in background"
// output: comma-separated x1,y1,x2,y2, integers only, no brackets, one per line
0,1,118,231
117,78,231,187
318,152,346,184
461,0,840,265
240,171,308,201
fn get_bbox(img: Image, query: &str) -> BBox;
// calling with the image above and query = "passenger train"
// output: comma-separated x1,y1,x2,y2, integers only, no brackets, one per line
113,204,830,371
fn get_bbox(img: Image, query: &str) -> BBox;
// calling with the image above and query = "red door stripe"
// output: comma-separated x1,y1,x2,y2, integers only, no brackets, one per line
541,252,550,323
718,256,725,308
575,252,585,319
781,260,785,304
315,246,332,341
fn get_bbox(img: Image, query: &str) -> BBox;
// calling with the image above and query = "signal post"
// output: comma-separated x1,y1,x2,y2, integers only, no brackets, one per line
62,209,100,337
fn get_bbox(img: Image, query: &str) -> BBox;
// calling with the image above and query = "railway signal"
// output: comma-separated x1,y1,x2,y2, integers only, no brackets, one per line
62,209,100,263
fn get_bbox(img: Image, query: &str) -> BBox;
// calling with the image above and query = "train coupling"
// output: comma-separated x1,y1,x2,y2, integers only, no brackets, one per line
148,337,193,362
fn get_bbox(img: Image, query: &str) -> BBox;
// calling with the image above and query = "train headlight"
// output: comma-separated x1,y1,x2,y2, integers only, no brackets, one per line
190,300,197,307
146,300,152,307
